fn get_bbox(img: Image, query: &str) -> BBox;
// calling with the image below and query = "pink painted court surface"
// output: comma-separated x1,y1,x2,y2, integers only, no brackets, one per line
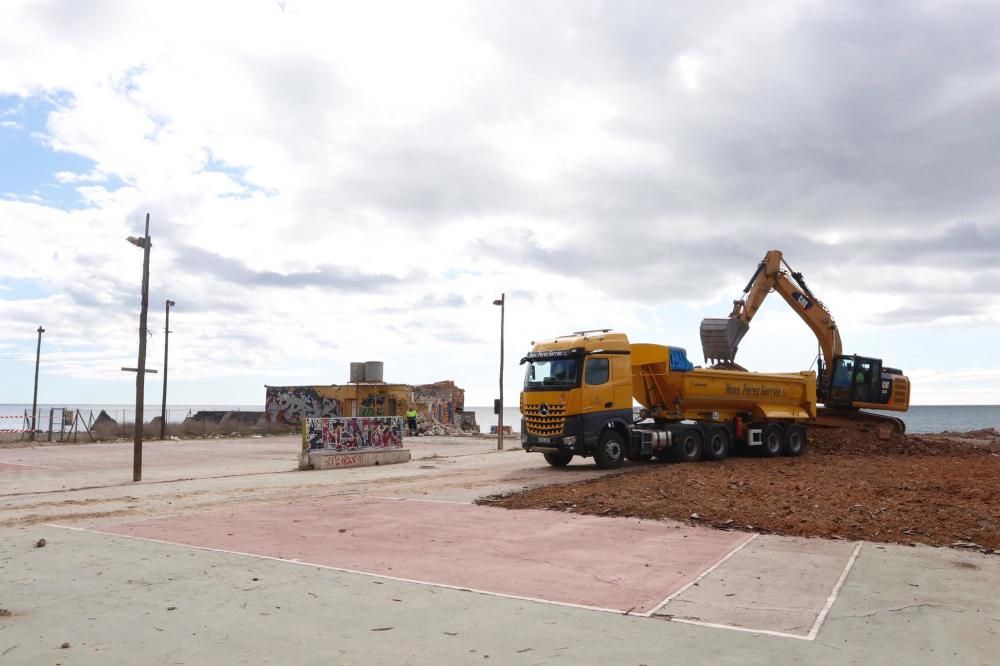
94,496,749,614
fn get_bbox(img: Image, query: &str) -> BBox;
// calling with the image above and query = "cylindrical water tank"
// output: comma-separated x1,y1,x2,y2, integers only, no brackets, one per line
364,361,384,383
349,362,365,383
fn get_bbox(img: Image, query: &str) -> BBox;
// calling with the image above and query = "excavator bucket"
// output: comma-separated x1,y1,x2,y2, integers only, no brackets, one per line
699,317,749,363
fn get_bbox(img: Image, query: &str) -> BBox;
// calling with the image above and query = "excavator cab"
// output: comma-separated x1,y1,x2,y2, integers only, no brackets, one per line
826,355,885,407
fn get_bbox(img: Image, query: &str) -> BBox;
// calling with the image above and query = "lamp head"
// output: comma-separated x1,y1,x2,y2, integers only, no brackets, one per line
492,298,504,306
166,300,176,307
126,236,147,248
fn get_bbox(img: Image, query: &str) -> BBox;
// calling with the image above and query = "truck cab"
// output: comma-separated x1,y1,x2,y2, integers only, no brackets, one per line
520,331,633,467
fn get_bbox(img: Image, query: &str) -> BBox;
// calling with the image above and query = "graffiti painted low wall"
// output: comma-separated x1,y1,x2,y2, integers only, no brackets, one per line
267,386,341,425
303,416,404,453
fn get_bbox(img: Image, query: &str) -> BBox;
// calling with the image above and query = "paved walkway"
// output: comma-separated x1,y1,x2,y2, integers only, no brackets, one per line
1,436,998,664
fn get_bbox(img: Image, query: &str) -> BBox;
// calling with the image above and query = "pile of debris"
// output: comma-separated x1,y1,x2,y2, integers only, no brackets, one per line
414,419,470,437
481,427,1000,552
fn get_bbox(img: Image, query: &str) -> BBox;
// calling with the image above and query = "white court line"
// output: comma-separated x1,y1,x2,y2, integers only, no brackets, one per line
364,496,472,506
806,542,862,640
670,617,812,641
651,539,863,641
643,532,759,617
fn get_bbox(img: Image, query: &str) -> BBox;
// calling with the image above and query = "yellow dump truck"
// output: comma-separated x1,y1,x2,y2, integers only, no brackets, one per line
520,330,817,469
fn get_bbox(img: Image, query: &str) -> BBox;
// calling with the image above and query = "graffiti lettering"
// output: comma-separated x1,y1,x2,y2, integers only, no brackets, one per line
306,417,403,451
359,393,387,417
266,387,340,425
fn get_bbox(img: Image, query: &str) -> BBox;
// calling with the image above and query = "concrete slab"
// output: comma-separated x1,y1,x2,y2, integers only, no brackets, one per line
656,533,859,637
88,496,748,614
4,525,999,665
818,543,1000,663
309,448,411,469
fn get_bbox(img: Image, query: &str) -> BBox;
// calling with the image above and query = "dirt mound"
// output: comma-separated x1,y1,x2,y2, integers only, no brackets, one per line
481,428,1000,552
808,426,993,456
939,427,999,439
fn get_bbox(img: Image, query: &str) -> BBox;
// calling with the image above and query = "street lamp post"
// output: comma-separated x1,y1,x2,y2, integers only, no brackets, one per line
127,214,152,482
160,299,175,440
30,326,44,441
492,293,505,451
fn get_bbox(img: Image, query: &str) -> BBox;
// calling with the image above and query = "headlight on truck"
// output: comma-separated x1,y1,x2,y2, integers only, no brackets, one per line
563,436,577,447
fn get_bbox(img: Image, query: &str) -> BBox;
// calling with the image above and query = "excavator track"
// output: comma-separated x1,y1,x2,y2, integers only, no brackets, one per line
815,407,907,434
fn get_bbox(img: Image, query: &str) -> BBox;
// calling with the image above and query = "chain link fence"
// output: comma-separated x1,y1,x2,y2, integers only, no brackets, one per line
1,408,296,443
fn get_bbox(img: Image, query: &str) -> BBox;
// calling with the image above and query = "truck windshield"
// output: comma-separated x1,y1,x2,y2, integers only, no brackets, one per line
523,358,580,390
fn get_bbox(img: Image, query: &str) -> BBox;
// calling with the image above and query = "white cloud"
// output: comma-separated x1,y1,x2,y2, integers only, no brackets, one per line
0,1,998,407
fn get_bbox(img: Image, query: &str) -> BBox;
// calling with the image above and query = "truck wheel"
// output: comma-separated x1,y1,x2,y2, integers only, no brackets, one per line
704,426,731,461
543,451,573,467
782,424,805,457
672,428,703,463
761,424,783,457
594,431,625,469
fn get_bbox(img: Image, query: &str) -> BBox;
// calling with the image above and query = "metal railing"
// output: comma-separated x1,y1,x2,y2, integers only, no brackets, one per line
0,408,295,442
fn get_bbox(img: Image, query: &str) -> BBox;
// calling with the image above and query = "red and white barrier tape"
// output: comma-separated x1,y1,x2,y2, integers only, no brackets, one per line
0,416,31,433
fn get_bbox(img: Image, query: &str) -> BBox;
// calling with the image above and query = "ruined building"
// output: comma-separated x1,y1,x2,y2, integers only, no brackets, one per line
265,361,468,428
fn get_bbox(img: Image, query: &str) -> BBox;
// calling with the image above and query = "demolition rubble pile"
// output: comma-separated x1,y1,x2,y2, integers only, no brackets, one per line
482,427,1000,552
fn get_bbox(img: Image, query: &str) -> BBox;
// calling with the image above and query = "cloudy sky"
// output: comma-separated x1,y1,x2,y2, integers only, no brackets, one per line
1,0,999,408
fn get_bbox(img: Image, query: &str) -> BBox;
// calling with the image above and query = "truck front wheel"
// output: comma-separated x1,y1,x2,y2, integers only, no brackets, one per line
594,431,625,469
543,451,573,467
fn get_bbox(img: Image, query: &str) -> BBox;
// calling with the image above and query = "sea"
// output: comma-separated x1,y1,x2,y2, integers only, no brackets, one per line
470,405,1000,434
2,403,998,435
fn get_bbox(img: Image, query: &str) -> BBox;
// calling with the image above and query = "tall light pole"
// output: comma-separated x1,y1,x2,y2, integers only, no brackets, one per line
160,299,175,440
127,213,152,482
492,293,505,451
30,326,44,441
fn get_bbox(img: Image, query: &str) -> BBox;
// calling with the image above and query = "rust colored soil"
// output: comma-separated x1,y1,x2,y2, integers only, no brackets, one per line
481,428,1000,552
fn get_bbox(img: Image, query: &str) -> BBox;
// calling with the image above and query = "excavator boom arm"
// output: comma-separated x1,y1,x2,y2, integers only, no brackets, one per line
702,250,842,384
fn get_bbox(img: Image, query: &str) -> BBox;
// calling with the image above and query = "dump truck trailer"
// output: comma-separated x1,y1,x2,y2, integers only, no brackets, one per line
520,331,816,469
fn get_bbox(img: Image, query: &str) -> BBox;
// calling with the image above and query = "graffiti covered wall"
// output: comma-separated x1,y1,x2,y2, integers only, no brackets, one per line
267,380,466,426
266,386,341,425
304,417,403,451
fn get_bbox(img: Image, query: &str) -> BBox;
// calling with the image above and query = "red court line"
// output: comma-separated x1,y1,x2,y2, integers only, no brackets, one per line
93,497,747,613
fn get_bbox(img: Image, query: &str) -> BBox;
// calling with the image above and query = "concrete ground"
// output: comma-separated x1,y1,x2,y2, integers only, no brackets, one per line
1,435,998,664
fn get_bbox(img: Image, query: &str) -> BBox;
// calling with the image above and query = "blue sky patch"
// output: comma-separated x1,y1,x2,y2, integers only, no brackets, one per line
0,277,54,301
0,93,100,209
201,151,274,198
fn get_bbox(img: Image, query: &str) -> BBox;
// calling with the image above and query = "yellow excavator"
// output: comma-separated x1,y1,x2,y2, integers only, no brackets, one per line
700,250,910,432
